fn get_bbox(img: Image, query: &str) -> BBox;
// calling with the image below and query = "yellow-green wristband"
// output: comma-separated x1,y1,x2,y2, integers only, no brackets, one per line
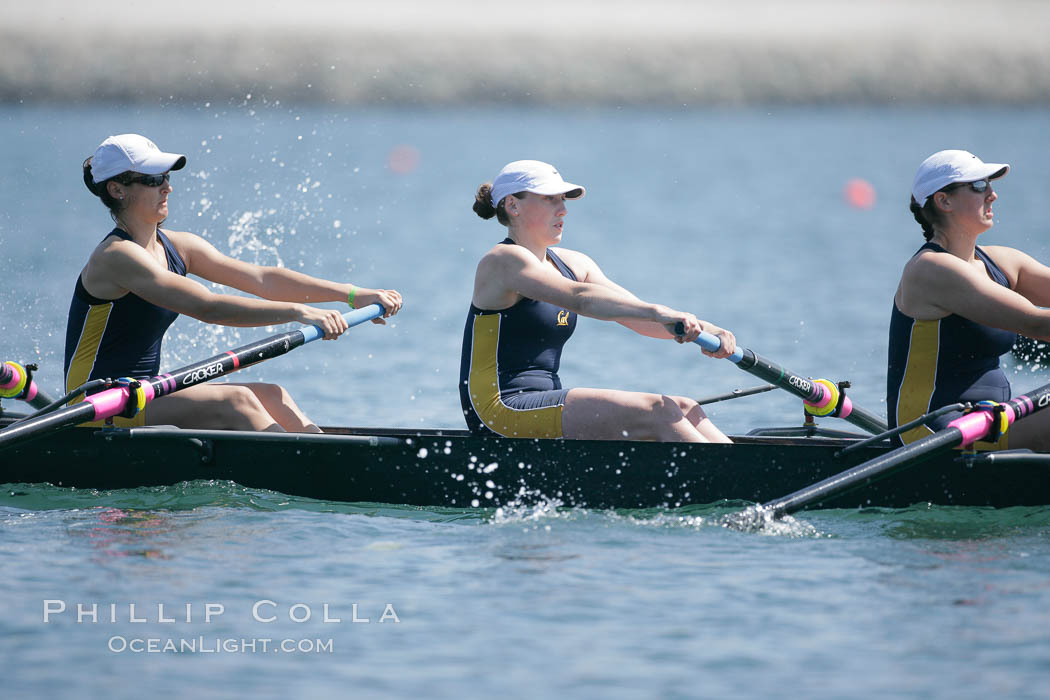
347,286,356,308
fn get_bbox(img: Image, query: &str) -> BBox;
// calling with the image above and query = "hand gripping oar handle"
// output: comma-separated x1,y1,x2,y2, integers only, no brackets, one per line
300,304,384,343
83,303,386,420
759,382,1050,518
692,330,746,363
678,325,887,435
0,304,384,450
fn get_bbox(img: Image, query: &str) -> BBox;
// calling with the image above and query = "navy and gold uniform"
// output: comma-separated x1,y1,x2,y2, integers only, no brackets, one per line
887,242,1016,446
63,228,186,425
459,240,577,437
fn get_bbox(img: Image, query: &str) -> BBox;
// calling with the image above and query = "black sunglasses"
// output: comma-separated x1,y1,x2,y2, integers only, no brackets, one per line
116,172,170,187
943,178,991,195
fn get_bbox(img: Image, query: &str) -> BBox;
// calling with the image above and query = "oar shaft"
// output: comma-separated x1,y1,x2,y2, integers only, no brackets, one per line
136,332,306,408
695,384,777,406
0,304,384,450
765,427,962,515
691,331,888,434
92,303,386,417
736,347,826,402
764,381,1050,516
738,348,887,434
0,403,97,446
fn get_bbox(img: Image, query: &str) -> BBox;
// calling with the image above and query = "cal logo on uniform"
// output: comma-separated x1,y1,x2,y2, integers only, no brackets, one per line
556,310,570,326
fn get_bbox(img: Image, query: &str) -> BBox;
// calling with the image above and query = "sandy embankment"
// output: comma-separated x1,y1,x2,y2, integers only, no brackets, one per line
4,0,1050,104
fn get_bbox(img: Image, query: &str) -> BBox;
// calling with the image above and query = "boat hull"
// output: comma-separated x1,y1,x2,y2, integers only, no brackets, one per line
1,424,1043,509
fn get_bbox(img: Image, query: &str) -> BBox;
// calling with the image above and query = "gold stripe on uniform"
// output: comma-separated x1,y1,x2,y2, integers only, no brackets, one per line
896,319,939,445
66,303,113,395
64,302,147,427
895,318,1006,449
467,313,563,438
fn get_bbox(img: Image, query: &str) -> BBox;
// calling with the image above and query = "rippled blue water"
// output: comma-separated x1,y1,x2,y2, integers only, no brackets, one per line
3,103,1050,697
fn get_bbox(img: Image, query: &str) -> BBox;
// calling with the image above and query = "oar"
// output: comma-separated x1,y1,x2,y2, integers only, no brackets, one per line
727,383,1050,528
678,325,887,435
0,361,55,409
695,384,777,406
0,304,384,451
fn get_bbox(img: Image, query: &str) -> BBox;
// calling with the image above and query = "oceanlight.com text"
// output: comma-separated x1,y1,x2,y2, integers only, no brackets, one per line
107,636,334,654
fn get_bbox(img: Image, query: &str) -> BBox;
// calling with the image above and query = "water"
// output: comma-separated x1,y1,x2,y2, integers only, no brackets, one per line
4,103,1050,697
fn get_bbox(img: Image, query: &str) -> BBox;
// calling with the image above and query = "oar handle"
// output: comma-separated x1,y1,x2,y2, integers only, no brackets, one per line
300,303,385,343
693,330,746,363
672,322,745,362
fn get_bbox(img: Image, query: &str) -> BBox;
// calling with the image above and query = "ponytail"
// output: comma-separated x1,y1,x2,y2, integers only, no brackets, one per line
909,195,942,242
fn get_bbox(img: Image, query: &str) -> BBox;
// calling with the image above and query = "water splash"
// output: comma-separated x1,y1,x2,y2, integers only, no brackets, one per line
598,502,824,537
227,210,286,267
489,486,572,526
717,504,822,537
161,321,245,372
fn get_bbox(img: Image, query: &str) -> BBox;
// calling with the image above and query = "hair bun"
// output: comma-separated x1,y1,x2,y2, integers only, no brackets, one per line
473,183,497,220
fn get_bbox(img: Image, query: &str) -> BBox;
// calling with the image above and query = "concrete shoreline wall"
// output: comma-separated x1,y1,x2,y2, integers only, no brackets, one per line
5,1,1050,105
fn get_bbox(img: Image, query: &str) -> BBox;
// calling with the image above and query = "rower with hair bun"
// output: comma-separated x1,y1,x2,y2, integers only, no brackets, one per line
889,149,1050,450
460,160,736,443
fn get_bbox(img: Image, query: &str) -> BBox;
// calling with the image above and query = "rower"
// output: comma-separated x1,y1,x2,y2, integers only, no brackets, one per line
460,160,736,442
68,133,403,431
889,149,1050,451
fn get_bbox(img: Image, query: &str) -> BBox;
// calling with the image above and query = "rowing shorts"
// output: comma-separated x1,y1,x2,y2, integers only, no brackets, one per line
463,385,569,438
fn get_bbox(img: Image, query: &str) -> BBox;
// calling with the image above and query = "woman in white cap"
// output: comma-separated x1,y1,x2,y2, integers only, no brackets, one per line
66,133,402,431
459,160,736,442
888,149,1050,450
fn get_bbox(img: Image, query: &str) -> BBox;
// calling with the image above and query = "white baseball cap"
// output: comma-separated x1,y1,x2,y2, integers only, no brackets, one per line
490,160,585,207
90,134,187,184
911,150,1009,207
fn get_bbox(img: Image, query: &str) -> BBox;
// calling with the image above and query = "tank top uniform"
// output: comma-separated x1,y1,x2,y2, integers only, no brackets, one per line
459,240,578,437
63,228,187,426
886,242,1016,447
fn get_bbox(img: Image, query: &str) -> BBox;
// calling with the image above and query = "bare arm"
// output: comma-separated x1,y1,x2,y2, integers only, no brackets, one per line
983,245,1050,308
170,230,403,319
558,248,732,341
473,245,735,356
899,249,1050,340
83,237,349,339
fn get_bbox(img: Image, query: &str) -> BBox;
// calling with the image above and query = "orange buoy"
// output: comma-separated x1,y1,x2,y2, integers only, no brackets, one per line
843,178,876,209
388,145,420,175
